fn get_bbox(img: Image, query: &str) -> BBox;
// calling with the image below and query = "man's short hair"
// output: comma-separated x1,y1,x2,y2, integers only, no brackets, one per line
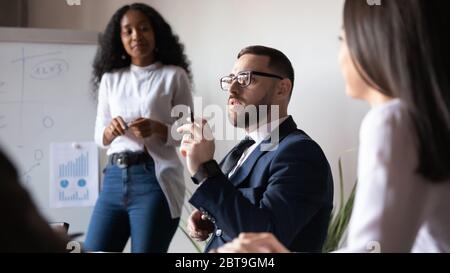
237,45,295,96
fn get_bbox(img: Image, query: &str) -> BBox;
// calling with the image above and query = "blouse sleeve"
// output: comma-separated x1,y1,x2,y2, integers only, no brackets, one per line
94,74,112,149
165,69,194,147
337,106,429,253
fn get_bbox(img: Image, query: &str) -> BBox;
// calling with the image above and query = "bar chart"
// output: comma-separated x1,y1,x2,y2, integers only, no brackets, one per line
57,152,90,202
58,152,89,177
58,189,89,201
50,142,98,208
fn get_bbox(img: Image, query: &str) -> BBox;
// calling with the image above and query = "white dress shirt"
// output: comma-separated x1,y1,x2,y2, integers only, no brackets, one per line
94,62,193,218
228,116,288,178
338,99,450,252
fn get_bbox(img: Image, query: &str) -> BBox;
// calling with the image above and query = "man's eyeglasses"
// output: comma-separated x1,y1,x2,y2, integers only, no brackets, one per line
220,70,284,92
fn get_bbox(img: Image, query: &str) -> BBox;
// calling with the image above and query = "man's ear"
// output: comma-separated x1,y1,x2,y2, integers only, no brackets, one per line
276,79,292,99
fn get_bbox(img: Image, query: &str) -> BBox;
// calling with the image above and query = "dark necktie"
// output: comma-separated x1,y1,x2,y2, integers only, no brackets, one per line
220,136,255,176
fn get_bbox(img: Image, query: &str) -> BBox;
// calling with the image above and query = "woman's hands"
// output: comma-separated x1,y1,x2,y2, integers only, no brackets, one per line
129,117,167,142
103,116,168,145
103,116,127,146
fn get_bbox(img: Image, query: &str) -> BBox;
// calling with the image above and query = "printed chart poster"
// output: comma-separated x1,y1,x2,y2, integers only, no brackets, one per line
50,142,99,208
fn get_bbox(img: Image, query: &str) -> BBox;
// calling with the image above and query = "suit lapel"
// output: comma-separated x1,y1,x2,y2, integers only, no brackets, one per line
229,116,298,187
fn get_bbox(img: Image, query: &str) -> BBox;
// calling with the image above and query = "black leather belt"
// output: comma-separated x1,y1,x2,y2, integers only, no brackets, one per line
108,151,151,168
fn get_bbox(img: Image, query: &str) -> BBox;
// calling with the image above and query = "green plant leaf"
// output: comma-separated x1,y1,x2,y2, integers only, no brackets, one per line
323,157,357,253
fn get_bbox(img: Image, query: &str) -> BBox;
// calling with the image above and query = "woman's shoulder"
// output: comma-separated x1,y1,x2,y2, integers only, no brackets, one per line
361,99,412,146
363,99,408,130
159,64,189,79
101,67,130,81
99,68,131,89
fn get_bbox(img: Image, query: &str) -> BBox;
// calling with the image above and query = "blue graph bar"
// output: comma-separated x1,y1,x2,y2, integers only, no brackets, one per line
58,152,89,177
58,190,89,201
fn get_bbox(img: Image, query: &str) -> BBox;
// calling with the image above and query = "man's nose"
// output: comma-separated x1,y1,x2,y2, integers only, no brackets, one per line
228,79,241,94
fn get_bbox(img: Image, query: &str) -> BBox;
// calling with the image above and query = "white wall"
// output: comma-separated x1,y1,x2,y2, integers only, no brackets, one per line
146,0,368,204
25,0,370,252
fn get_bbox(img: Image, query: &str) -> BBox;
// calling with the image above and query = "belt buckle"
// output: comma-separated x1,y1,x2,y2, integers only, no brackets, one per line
116,154,128,168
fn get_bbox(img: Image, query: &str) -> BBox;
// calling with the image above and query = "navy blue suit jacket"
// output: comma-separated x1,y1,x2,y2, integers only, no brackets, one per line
189,116,334,253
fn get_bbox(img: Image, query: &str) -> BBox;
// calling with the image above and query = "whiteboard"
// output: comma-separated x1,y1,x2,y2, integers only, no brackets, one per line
0,27,99,236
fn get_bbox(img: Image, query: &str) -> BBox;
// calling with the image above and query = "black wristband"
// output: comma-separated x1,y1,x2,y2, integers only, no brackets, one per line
191,160,222,185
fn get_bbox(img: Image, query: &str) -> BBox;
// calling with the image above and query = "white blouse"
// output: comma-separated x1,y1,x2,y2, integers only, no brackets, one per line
94,62,193,218
339,99,450,253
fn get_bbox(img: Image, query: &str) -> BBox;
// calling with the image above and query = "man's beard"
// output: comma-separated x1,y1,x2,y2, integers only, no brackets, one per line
228,93,272,130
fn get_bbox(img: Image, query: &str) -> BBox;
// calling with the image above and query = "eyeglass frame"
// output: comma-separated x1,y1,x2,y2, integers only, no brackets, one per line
219,70,284,91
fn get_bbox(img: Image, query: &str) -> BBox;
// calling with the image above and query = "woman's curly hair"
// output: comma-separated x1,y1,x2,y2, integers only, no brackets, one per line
92,3,192,92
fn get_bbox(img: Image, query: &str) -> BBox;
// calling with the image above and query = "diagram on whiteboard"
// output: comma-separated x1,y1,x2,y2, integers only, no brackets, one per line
0,42,97,210
0,48,69,183
50,142,98,208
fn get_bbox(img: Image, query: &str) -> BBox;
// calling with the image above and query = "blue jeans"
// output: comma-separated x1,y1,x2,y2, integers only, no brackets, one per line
84,157,179,253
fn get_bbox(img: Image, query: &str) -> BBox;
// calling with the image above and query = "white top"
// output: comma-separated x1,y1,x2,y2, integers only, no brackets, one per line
338,99,450,253
94,62,193,218
228,116,288,178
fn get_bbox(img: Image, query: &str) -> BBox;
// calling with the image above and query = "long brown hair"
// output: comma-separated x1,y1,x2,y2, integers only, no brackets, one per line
344,0,450,182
